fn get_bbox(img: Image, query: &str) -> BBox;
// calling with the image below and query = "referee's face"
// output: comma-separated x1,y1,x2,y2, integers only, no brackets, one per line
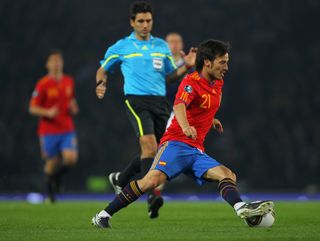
130,12,153,40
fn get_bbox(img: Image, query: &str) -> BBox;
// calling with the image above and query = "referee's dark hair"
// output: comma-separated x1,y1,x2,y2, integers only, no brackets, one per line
130,1,153,20
195,40,231,72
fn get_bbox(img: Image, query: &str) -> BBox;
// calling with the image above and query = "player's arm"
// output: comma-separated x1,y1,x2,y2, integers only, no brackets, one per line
69,98,79,115
96,67,108,99
29,105,59,119
212,118,223,133
173,103,197,139
166,47,197,84
29,83,58,119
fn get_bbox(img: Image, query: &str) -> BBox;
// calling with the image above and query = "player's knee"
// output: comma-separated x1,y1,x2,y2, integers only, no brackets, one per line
232,172,237,182
224,169,236,182
64,158,77,166
139,175,161,192
44,165,54,175
147,177,161,190
63,151,78,166
44,160,58,175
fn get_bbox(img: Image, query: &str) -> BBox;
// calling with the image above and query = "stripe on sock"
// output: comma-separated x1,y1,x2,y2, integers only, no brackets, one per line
218,178,242,207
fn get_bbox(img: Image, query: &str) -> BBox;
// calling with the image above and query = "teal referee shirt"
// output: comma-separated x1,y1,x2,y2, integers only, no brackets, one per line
100,32,177,96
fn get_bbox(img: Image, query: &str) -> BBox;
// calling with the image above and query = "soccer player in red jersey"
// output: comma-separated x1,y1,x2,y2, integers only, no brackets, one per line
29,50,79,203
92,40,274,228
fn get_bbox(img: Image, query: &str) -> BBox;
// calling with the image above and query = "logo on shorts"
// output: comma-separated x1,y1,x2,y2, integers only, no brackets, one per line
184,85,193,93
159,161,167,166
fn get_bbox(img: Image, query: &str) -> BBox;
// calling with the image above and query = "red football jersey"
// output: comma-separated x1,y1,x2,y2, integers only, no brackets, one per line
160,71,223,151
29,75,75,135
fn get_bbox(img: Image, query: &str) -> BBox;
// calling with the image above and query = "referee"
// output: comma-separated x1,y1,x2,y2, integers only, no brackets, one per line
96,1,196,218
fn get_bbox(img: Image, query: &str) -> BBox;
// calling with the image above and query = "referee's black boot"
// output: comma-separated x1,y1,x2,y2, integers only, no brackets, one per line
148,193,164,219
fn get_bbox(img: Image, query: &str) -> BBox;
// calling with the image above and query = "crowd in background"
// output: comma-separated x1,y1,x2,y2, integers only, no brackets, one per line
0,0,319,192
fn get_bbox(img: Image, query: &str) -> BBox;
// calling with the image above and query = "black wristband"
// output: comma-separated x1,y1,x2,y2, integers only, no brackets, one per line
96,80,104,86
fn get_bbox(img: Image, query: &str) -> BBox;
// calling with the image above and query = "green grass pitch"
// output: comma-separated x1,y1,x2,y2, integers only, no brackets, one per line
0,201,319,241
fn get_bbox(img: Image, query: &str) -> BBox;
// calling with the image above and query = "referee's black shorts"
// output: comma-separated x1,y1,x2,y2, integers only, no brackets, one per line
125,95,170,143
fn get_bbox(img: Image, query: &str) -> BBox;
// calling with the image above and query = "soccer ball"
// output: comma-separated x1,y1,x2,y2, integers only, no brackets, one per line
244,210,275,228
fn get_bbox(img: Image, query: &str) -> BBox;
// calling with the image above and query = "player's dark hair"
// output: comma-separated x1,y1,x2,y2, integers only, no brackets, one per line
46,49,63,60
195,39,231,72
130,1,153,20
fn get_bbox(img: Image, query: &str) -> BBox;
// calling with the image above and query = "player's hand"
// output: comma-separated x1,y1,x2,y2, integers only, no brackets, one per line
182,126,197,140
46,106,59,119
181,47,197,68
212,118,223,133
96,80,107,99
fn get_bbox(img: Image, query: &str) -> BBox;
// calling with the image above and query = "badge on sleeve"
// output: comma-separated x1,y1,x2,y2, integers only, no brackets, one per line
32,90,38,97
153,57,163,70
184,85,193,93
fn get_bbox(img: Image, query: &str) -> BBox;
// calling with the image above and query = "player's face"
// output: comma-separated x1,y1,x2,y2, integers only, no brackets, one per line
46,53,64,73
166,34,183,55
206,53,229,80
130,12,153,40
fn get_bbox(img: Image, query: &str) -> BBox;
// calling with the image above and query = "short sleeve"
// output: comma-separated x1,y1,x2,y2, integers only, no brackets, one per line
173,77,196,107
100,40,123,72
163,42,177,74
29,82,45,107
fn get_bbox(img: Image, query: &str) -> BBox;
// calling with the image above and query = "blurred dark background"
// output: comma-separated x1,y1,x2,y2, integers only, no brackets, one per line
0,0,319,194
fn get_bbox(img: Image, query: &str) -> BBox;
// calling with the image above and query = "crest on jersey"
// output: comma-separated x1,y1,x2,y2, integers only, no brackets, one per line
32,90,38,97
184,85,193,93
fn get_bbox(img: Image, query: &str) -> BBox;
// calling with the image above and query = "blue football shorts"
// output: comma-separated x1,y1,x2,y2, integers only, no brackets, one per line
39,132,78,159
151,141,221,185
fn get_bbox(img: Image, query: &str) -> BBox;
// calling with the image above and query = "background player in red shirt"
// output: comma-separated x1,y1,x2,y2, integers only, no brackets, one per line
29,50,79,203
92,39,274,228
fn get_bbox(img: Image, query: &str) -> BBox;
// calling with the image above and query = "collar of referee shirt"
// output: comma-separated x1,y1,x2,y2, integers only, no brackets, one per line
129,31,155,42
129,31,155,50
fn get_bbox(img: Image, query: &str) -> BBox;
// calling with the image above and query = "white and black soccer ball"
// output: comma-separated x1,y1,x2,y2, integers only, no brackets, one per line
244,210,275,228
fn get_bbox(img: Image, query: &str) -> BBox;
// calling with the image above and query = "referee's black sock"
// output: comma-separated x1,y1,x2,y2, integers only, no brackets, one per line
118,156,141,187
141,157,154,176
141,157,160,199
218,178,243,207
105,180,143,216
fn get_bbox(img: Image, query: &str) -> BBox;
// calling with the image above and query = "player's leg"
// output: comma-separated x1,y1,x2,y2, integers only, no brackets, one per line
195,153,274,218
92,169,167,228
43,157,59,202
204,166,274,218
203,165,244,208
146,97,171,217
139,134,164,218
55,132,78,191
92,140,188,228
40,135,60,203
60,132,78,166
